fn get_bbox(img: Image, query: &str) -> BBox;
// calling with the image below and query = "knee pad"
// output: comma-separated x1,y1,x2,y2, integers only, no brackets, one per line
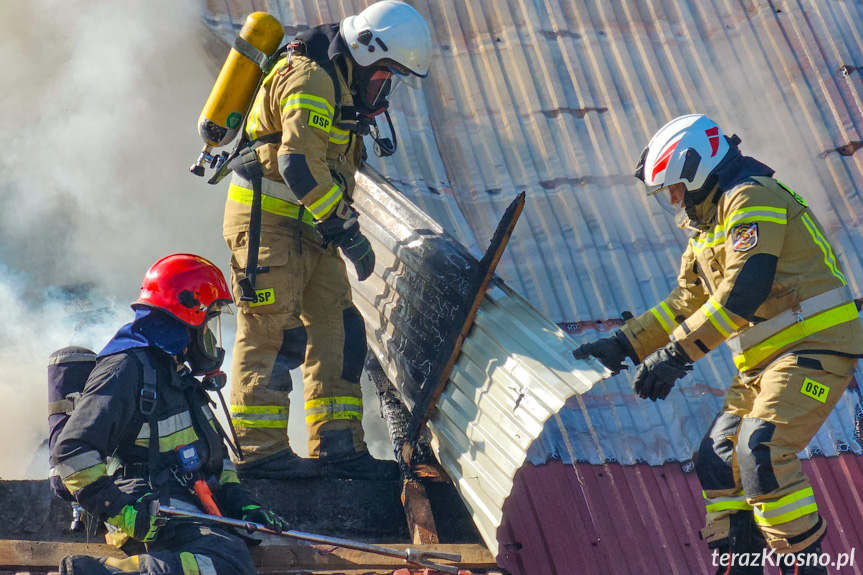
270,325,307,392
737,417,780,497
695,412,741,491
342,306,367,383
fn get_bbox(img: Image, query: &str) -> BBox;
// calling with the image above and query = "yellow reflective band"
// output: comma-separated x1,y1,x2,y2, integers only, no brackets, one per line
150,427,199,453
180,552,201,575
704,297,737,339
230,405,288,414
690,229,727,254
753,488,818,526
231,419,288,429
705,499,754,513
228,183,316,224
307,184,342,220
305,396,364,409
733,302,860,371
650,302,677,335
724,206,787,231
328,126,350,145
281,94,335,118
220,469,240,485
306,411,363,423
63,462,107,494
802,213,846,284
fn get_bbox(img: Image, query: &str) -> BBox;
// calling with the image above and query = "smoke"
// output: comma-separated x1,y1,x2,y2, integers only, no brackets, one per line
0,1,392,479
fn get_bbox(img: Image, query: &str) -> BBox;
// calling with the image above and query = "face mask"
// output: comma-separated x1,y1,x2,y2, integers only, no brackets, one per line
353,63,415,117
185,313,226,376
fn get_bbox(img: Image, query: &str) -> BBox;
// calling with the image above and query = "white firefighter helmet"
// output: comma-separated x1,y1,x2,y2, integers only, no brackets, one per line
635,114,731,196
341,1,432,78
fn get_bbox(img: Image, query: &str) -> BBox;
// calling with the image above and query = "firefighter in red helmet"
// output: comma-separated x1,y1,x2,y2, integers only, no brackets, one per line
51,254,287,575
574,115,863,574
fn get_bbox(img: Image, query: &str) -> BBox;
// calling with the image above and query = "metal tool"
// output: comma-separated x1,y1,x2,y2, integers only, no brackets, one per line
157,505,463,574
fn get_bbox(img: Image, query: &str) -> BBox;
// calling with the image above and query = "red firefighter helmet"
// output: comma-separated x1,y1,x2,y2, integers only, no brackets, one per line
134,254,232,328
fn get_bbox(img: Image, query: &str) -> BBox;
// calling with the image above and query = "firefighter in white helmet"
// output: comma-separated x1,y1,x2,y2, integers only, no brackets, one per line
222,1,432,480
574,114,863,574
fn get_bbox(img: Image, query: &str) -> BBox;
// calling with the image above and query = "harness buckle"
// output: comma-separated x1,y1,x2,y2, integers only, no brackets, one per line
139,388,157,415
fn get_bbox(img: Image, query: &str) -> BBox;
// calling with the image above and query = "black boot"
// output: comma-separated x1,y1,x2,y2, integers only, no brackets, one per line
320,451,400,480
236,448,322,479
777,540,827,575
317,429,399,480
711,511,765,575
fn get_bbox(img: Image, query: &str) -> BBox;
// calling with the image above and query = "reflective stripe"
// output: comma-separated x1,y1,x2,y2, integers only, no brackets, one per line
228,182,316,224
305,396,363,423
727,286,853,356
55,449,103,478
650,302,678,335
230,405,288,414
194,555,217,575
733,301,860,372
48,351,96,365
690,229,727,254
753,488,818,526
179,552,200,575
230,405,289,429
281,94,335,118
724,206,788,231
802,213,846,284
328,126,350,145
63,462,107,494
307,184,342,220
704,491,753,514
136,411,192,439
703,297,738,339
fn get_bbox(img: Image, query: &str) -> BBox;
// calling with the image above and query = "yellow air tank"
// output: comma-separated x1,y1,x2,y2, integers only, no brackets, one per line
191,12,284,176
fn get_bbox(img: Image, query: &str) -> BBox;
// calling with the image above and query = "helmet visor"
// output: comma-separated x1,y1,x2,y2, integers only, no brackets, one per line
201,314,223,361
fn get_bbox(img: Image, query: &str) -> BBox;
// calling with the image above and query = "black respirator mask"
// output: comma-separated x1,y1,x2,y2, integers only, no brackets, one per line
184,313,226,376
353,65,397,117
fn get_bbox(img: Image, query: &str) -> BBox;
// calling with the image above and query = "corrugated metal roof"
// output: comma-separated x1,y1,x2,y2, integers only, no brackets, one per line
497,455,863,575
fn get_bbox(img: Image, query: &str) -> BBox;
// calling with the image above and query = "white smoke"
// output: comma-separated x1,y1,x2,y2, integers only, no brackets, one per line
0,1,391,479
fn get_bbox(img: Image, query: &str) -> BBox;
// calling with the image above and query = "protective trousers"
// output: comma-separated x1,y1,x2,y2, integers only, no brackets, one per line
226,226,368,460
60,523,255,574
695,353,857,553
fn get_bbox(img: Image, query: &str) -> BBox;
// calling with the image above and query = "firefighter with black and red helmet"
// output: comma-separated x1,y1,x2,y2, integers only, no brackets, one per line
51,254,287,575
574,115,863,574
222,1,432,480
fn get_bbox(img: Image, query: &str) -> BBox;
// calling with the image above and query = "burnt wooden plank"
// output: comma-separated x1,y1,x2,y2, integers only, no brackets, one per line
0,540,497,572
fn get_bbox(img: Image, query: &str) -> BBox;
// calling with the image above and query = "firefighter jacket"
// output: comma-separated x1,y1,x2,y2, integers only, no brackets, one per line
50,348,255,522
620,172,863,374
223,24,364,238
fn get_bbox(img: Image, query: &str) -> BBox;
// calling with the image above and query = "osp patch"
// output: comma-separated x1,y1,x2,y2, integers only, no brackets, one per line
731,223,758,252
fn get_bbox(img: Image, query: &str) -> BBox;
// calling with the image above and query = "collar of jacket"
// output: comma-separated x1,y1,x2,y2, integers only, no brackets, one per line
682,153,775,231
295,24,354,91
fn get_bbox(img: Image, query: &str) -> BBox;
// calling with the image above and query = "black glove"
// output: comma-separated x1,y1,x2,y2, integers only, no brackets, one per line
632,342,692,401
241,504,290,534
316,201,376,281
572,330,635,375
106,493,167,542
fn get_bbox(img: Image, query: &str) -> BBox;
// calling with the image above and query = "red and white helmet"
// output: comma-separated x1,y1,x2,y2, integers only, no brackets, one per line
635,114,731,196
134,254,232,328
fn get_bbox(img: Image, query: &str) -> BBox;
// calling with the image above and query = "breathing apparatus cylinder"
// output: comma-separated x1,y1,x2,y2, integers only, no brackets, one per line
191,12,284,176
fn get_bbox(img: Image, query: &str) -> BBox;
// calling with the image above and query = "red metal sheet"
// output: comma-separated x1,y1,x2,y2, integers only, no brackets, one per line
498,455,863,575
